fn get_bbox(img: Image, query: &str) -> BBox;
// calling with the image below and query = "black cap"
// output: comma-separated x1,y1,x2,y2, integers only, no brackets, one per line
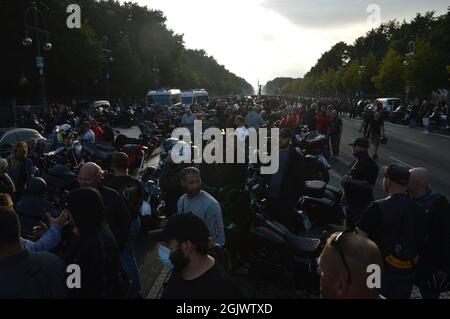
349,138,369,148
148,213,210,246
383,164,410,186
279,128,293,139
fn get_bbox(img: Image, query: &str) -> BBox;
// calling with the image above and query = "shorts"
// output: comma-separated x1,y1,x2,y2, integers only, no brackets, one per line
371,134,381,145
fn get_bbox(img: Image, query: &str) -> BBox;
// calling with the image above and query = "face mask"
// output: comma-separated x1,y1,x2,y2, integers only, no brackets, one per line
158,245,174,269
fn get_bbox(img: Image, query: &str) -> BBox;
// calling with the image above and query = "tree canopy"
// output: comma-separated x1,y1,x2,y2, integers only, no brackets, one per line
273,8,450,98
0,0,253,104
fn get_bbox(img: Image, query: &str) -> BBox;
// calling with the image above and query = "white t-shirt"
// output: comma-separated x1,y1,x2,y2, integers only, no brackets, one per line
83,129,95,143
236,126,249,142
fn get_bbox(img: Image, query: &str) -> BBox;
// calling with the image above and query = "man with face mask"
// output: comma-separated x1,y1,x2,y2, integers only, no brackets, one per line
341,138,379,228
149,213,238,299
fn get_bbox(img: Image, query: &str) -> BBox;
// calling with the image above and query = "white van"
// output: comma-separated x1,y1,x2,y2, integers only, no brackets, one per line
181,89,209,107
146,89,181,109
375,98,402,113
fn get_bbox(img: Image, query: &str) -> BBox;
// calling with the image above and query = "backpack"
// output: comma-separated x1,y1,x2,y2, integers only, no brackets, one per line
377,199,427,271
428,194,450,273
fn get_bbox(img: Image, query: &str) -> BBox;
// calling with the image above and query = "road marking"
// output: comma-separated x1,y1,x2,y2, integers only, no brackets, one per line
430,132,450,140
388,156,413,168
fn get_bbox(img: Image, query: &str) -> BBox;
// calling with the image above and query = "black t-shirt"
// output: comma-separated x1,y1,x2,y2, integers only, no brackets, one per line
108,175,143,220
357,194,427,271
161,262,239,299
344,154,379,210
370,118,384,136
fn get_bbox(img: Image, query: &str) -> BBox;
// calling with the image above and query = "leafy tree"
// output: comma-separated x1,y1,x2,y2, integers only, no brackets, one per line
372,48,406,95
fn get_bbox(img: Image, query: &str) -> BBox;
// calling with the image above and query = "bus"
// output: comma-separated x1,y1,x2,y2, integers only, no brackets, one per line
146,89,182,109
181,89,209,107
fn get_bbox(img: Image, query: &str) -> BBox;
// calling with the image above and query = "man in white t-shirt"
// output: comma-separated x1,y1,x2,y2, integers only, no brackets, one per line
82,121,95,144
234,115,248,142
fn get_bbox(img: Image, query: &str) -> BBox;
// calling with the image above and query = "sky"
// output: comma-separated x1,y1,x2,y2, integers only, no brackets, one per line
127,0,449,88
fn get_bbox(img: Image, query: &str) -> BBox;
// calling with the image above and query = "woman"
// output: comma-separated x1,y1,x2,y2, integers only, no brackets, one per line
8,142,34,197
63,187,130,299
0,158,15,195
367,111,385,160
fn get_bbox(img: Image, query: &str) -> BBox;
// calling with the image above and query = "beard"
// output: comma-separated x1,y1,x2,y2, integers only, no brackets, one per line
170,247,190,270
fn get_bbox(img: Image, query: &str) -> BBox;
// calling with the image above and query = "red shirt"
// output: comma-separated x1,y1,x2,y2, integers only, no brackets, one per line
93,126,104,142
315,112,330,134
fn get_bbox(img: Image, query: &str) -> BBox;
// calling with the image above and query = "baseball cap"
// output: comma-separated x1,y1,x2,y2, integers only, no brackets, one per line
349,138,369,148
383,164,410,186
148,213,210,246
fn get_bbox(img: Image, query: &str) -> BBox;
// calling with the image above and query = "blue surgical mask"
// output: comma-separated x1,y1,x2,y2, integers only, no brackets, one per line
158,244,174,269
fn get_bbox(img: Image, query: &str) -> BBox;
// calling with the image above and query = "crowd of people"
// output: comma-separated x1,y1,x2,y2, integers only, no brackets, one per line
0,95,449,300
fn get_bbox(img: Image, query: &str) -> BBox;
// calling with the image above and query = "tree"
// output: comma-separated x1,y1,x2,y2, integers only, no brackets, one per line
342,61,361,95
372,48,405,95
360,52,378,95
406,39,447,95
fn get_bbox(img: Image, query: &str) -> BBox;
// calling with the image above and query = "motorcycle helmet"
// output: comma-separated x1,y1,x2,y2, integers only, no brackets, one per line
25,177,48,196
160,137,180,161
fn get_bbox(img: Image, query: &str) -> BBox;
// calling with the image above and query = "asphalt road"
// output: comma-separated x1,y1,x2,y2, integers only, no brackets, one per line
328,116,450,199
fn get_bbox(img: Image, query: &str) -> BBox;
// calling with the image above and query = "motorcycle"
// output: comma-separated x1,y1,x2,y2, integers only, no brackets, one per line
293,129,330,182
138,166,165,233
222,165,324,293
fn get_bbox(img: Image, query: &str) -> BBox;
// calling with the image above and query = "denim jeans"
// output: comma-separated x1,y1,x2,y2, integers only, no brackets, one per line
381,272,415,299
120,217,142,298
409,118,417,128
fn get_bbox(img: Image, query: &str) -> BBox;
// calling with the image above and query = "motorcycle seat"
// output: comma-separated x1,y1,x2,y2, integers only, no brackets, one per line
303,180,326,197
284,232,321,256
304,154,318,162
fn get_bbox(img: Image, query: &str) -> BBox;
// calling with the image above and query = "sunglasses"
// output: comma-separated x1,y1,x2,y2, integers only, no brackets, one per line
330,230,353,284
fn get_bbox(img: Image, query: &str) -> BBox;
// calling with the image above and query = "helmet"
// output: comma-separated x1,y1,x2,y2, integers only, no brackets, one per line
160,137,180,161
59,124,72,134
25,177,47,196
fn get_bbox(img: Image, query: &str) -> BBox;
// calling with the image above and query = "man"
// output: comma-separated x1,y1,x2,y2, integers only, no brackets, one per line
149,213,239,299
366,110,385,160
15,177,57,237
64,188,129,299
265,128,306,231
77,162,131,252
159,142,189,217
82,121,95,144
342,138,379,228
304,103,317,131
107,152,144,298
318,231,384,299
245,105,264,129
357,164,427,299
181,107,197,136
316,105,330,135
407,167,450,299
329,109,343,157
234,115,249,142
177,167,225,247
0,206,67,298
90,119,104,142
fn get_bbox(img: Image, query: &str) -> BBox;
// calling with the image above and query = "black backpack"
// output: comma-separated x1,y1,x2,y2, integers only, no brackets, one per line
427,194,450,273
377,199,427,271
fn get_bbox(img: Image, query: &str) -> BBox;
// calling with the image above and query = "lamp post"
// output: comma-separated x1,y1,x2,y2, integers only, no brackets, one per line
101,36,114,101
22,4,52,112
404,40,415,103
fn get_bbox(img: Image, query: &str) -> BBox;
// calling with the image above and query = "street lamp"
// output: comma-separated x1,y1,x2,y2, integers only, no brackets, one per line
404,40,415,103
22,4,52,112
101,36,113,101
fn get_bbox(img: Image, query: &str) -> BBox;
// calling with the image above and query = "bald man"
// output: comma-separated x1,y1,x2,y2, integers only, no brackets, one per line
77,163,130,252
408,167,450,299
317,232,384,299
